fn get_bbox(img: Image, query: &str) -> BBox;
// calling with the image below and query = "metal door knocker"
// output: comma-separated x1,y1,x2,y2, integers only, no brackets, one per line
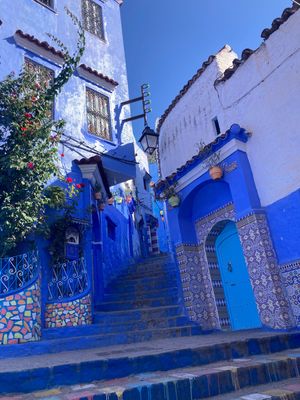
227,261,233,272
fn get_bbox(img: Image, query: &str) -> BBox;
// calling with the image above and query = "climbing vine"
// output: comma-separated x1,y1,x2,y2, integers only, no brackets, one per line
0,9,85,257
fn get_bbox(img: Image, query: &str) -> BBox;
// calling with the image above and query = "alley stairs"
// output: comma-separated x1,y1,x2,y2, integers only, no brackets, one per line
1,255,300,399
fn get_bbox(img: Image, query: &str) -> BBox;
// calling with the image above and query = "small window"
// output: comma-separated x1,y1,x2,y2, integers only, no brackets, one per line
34,0,54,9
212,117,221,136
24,58,55,118
106,217,116,241
86,88,112,141
82,0,105,40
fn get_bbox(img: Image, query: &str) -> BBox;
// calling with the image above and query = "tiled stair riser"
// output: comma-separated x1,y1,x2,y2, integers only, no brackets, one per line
1,333,300,394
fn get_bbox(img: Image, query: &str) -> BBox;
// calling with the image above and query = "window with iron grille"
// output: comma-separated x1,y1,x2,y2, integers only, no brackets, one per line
34,0,54,9
82,0,105,40
24,58,55,118
86,88,111,141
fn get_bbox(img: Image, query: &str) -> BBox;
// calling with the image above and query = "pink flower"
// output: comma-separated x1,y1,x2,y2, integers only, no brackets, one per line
60,153,64,157
35,83,41,90
27,162,34,169
75,184,81,189
66,177,73,183
24,113,32,119
20,127,27,132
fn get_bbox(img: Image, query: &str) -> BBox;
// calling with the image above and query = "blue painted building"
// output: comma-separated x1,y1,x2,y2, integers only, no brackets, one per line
156,5,300,331
0,0,159,343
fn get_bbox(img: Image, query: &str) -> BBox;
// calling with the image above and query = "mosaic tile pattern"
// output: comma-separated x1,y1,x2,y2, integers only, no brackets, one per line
0,280,41,345
45,294,92,328
237,213,295,329
280,260,300,326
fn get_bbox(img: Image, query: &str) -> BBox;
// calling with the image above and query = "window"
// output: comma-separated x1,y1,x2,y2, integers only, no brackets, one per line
82,0,105,40
34,0,54,9
106,217,116,241
24,58,55,118
86,88,111,141
212,117,221,136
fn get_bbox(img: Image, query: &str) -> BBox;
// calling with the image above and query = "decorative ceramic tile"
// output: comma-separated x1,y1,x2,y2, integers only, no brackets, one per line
175,203,295,330
0,279,41,345
280,260,300,326
45,294,92,328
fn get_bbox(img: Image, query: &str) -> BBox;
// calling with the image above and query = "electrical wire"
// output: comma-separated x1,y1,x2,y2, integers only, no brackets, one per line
60,133,138,166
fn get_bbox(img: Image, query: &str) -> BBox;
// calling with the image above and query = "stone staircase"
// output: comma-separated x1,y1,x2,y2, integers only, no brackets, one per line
0,255,200,359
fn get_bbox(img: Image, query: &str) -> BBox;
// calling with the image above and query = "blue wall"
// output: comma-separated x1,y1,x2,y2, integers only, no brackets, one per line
266,189,300,264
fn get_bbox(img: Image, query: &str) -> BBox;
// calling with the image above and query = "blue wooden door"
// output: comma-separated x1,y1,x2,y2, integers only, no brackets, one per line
215,222,261,330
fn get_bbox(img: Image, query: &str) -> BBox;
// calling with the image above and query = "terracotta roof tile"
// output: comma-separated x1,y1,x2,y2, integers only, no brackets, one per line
79,64,119,87
156,54,215,134
157,4,299,133
15,30,65,60
216,4,299,84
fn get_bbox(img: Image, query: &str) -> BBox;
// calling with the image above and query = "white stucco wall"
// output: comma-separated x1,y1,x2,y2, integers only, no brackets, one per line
158,9,300,207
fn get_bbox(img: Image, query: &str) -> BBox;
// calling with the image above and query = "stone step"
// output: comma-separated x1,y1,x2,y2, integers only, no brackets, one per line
6,378,300,400
118,265,178,279
96,294,181,311
93,305,185,324
42,315,192,340
103,286,179,302
0,324,202,361
2,341,300,396
105,277,178,293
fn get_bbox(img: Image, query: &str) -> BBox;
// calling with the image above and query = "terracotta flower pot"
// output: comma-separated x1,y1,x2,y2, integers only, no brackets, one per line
168,195,180,208
209,166,223,180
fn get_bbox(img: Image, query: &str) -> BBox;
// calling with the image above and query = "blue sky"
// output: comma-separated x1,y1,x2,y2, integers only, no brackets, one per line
121,0,291,139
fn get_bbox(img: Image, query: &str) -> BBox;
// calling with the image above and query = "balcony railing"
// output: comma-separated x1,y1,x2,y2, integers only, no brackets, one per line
0,251,39,296
47,258,89,301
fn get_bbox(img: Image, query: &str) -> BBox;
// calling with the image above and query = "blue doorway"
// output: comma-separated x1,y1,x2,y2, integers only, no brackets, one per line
215,221,261,330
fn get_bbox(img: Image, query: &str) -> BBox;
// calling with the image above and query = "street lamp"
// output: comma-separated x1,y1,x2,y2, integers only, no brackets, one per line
138,125,159,155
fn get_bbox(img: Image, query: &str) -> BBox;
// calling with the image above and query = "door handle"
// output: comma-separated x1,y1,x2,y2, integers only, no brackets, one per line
227,261,233,272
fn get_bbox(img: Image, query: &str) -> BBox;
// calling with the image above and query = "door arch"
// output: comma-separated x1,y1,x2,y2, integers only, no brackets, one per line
215,221,261,330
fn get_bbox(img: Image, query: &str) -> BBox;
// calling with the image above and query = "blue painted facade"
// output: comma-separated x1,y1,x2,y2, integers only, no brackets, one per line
157,125,299,331
0,0,159,340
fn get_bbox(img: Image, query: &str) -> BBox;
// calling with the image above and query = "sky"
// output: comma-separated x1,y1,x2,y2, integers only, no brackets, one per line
120,0,292,140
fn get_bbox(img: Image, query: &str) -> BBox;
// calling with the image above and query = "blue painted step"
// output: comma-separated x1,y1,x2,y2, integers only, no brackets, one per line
1,332,300,394
103,286,179,302
93,305,185,324
105,277,178,293
42,315,192,340
96,294,180,311
0,324,203,359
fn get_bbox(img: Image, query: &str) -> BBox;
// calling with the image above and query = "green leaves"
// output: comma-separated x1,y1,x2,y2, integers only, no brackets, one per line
0,8,85,257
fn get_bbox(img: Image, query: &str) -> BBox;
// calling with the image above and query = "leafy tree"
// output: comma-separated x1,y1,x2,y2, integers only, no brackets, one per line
0,9,85,257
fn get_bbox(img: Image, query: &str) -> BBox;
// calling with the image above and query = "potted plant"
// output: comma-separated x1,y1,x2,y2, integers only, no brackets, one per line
94,183,102,200
197,141,223,180
160,183,180,207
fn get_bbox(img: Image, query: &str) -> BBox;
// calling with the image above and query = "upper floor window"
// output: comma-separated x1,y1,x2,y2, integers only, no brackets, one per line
24,58,55,118
212,116,221,136
82,0,105,40
86,88,111,141
34,0,54,9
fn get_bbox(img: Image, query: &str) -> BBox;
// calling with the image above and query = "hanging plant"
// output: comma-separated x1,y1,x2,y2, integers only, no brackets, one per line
196,141,223,180
0,8,85,257
159,182,180,208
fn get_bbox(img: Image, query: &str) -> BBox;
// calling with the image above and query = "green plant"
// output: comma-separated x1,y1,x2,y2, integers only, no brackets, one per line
44,185,66,209
0,8,85,257
159,182,178,201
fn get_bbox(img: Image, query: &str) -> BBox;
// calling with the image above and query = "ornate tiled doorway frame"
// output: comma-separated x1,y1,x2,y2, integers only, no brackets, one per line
176,203,295,330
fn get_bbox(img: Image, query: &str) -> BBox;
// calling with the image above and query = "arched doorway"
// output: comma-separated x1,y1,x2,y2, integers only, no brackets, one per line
215,221,261,330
